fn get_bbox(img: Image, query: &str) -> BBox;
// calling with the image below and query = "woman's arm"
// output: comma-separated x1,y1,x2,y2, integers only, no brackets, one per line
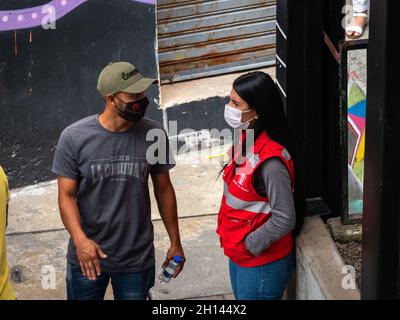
245,158,296,256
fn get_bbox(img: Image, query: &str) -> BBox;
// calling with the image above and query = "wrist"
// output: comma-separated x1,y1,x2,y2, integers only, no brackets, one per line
71,231,88,247
169,234,182,247
170,241,182,249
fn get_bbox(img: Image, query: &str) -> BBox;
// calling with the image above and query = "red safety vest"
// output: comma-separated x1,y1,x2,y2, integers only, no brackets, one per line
216,131,295,267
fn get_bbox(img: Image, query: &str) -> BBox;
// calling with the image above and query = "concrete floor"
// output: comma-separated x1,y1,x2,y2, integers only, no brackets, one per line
6,147,233,300
7,215,233,300
160,67,276,109
348,49,367,93
7,150,228,235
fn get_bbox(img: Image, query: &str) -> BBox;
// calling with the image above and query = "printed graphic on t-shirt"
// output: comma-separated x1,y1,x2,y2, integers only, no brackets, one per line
90,155,149,184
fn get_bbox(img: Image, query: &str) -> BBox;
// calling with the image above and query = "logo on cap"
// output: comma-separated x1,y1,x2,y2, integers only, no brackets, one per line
122,69,139,81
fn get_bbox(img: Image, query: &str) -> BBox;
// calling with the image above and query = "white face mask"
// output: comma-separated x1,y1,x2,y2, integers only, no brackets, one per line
224,104,256,129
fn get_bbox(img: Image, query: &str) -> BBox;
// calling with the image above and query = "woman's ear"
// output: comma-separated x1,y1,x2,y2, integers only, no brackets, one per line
250,109,259,119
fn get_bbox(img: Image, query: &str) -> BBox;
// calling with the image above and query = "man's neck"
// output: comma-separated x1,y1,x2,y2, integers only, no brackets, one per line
98,108,134,132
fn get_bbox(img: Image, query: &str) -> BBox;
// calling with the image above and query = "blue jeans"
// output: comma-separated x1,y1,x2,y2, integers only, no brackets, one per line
66,263,155,300
229,250,295,300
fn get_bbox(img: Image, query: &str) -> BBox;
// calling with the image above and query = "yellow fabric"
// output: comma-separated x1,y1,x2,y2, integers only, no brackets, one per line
0,166,16,300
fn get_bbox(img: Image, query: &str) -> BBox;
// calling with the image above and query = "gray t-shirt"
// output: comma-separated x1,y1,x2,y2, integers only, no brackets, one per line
52,114,175,272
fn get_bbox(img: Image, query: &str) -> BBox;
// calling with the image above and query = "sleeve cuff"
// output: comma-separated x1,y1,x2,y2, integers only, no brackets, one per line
51,168,79,180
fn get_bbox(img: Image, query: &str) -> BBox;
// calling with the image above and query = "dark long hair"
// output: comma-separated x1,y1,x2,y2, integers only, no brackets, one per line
228,71,305,237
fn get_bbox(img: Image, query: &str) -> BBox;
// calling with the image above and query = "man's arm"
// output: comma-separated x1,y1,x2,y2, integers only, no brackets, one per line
151,171,185,277
57,176,107,280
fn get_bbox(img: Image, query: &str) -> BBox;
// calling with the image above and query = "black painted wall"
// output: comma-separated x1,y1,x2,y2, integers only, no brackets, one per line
276,0,344,219
166,96,229,134
0,0,160,188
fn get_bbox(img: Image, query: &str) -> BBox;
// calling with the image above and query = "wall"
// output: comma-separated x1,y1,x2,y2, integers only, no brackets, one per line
0,0,159,188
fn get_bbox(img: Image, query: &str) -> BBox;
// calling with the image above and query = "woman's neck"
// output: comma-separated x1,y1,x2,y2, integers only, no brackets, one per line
247,118,257,130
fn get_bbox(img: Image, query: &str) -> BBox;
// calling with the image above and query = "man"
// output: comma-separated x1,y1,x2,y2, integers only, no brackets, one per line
0,166,16,300
52,62,185,300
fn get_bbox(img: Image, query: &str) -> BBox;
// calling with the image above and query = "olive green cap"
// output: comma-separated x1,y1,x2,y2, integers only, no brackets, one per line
97,61,157,97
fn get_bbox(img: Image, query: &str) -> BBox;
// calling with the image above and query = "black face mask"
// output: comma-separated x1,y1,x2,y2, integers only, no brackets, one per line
114,96,150,122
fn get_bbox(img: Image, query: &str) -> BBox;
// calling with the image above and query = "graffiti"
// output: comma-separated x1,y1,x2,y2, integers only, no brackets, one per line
0,0,159,187
0,0,155,32
347,74,366,215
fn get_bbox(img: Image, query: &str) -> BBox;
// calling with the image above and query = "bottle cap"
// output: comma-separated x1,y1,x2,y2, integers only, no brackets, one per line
173,255,182,263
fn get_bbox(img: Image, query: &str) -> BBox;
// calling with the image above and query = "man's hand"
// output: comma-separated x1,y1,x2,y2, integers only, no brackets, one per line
57,176,108,281
75,237,108,281
162,244,185,278
152,171,185,278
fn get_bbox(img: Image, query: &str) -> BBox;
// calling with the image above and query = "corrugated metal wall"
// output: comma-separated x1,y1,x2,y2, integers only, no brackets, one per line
157,0,276,83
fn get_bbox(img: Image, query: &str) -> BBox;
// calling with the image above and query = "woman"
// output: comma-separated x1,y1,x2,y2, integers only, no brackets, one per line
216,72,305,300
346,0,369,39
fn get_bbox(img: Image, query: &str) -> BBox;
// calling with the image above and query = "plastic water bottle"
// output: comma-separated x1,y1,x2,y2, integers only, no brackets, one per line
159,256,182,283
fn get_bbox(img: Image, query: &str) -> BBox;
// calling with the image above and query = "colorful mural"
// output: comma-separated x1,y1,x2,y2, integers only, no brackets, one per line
347,73,366,215
0,0,160,188
0,0,155,32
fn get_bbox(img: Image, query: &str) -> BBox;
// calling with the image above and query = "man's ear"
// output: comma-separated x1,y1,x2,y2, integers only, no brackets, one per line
105,94,115,105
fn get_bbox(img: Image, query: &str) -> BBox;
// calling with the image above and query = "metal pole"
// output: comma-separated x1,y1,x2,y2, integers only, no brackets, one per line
361,0,400,300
